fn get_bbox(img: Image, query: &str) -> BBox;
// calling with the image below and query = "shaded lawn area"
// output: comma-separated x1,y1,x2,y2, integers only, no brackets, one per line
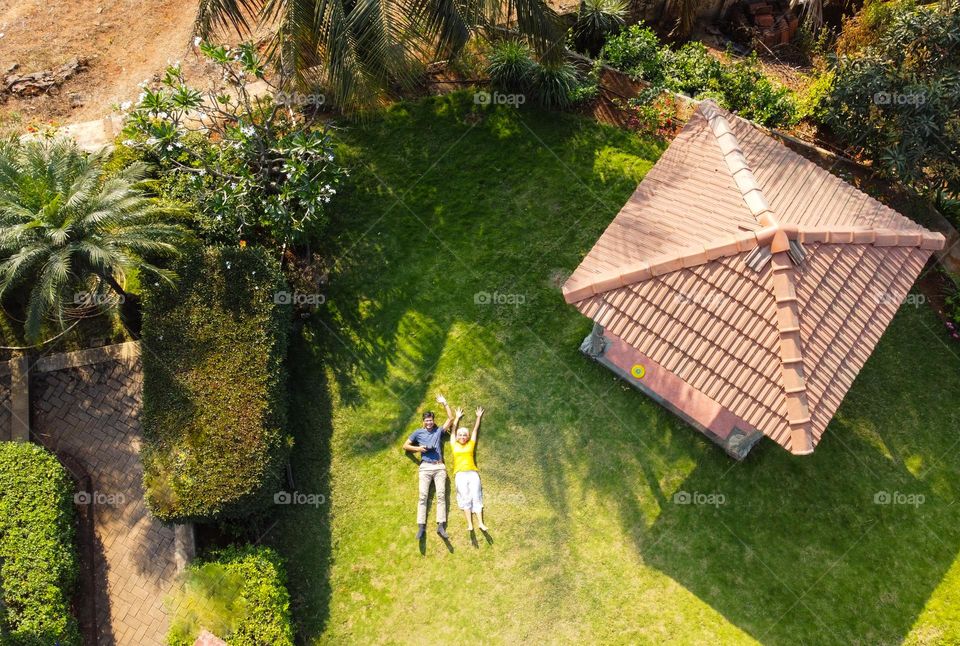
269,92,960,644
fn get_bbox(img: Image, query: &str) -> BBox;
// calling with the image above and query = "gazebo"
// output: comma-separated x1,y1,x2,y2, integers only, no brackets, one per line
563,100,945,459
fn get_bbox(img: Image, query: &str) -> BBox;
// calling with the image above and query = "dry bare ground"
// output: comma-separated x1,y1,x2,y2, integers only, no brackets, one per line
0,0,222,128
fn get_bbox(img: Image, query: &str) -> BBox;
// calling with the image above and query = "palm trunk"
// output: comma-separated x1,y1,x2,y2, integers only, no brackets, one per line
102,273,128,299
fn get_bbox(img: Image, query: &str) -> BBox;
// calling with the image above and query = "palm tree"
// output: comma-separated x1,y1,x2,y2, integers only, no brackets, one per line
0,139,187,344
194,0,562,111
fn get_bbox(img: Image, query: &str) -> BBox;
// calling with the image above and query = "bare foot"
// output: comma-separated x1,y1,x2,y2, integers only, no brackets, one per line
477,521,488,531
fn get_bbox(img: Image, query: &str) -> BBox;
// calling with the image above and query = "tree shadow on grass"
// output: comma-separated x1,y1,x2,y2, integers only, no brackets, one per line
269,332,335,641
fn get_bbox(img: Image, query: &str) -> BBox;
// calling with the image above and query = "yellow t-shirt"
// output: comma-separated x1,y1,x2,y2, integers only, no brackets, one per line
451,438,478,474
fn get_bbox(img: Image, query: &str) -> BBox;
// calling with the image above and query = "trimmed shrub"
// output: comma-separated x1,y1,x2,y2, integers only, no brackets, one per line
141,246,291,522
166,545,294,646
0,442,80,645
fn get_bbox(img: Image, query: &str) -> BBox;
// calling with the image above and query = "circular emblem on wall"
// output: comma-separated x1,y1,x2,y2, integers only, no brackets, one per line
630,364,646,379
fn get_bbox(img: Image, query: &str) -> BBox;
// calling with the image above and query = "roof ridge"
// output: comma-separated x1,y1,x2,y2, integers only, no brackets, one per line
701,101,815,453
769,252,814,454
700,101,775,223
560,224,945,304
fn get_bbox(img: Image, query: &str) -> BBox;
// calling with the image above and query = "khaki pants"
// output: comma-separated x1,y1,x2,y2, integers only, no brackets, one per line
417,462,447,524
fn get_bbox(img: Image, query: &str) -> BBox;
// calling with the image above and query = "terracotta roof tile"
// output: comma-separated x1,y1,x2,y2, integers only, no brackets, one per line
564,101,941,455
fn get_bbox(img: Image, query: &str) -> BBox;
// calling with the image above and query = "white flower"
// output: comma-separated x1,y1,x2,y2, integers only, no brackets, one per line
225,261,232,269
193,36,202,47
166,145,174,152
198,169,206,176
120,101,132,111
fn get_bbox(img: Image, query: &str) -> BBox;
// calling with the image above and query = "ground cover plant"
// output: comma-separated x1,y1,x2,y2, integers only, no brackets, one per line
141,245,291,522
0,442,79,646
167,545,294,646
267,92,960,644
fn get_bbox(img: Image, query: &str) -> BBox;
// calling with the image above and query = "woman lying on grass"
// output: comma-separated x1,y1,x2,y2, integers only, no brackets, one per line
452,406,487,532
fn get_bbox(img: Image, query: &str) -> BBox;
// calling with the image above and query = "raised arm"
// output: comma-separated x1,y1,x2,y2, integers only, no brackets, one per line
449,407,464,443
471,406,484,443
436,393,455,432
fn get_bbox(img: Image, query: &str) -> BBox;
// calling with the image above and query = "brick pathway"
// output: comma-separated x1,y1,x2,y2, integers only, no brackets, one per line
32,355,178,646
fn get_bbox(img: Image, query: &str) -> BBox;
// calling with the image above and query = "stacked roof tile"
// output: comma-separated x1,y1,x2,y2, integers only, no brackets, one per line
563,100,944,456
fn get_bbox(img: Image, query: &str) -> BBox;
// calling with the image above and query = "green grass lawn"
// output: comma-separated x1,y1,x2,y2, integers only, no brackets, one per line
268,92,960,645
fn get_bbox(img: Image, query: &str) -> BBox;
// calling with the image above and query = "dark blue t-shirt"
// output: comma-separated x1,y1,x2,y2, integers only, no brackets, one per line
408,426,447,462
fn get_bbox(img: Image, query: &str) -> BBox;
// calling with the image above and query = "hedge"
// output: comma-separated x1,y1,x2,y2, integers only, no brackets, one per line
166,545,294,646
0,442,80,645
141,245,291,522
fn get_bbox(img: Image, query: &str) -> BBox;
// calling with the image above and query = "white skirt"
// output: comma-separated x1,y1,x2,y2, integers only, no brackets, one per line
455,470,483,511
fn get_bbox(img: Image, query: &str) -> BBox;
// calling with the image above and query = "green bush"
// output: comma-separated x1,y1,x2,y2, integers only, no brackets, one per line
600,28,797,127
0,442,79,645
796,68,835,122
167,545,294,646
659,42,723,96
719,53,797,127
599,24,665,84
824,0,960,199
141,246,291,522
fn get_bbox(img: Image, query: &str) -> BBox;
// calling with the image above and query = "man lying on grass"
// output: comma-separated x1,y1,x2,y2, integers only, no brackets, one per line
452,406,487,532
403,394,460,540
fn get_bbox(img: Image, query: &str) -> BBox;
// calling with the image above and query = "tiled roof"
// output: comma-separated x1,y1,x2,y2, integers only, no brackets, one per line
563,100,944,455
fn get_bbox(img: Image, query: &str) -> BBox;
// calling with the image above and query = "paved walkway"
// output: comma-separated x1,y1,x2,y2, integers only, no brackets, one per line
31,353,179,646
